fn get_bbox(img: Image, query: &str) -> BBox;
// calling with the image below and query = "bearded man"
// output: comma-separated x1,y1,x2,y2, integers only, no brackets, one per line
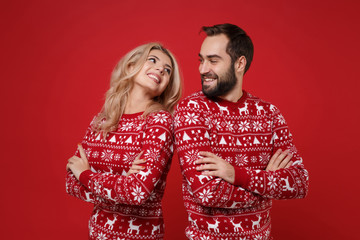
174,23,309,239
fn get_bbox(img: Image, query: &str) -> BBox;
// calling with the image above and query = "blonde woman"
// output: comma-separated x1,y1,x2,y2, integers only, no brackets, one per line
66,43,182,240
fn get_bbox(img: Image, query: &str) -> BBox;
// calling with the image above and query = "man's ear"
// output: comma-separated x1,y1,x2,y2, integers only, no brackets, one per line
234,56,247,73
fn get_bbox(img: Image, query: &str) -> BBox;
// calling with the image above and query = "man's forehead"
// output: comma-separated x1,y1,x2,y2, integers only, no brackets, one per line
200,34,229,56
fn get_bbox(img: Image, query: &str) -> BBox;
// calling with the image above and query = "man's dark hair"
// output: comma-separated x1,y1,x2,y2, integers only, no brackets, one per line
201,23,254,73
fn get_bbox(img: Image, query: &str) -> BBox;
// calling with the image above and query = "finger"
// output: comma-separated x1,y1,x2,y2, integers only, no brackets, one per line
201,170,217,177
285,161,293,169
66,163,71,171
196,164,217,171
130,165,145,171
78,144,87,160
199,151,217,158
278,154,293,169
132,159,146,165
195,157,217,165
273,149,290,168
127,169,140,176
266,149,282,171
135,151,144,161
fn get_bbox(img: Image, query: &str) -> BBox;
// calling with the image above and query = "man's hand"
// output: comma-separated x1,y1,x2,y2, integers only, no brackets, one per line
127,151,145,176
195,151,235,184
195,149,293,185
266,149,293,171
66,144,90,180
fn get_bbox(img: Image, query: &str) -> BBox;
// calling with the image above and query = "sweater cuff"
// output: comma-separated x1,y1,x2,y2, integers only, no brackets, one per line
233,167,250,187
79,170,93,187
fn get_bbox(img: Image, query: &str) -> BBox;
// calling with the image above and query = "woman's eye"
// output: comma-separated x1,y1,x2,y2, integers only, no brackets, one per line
148,58,156,63
165,68,171,74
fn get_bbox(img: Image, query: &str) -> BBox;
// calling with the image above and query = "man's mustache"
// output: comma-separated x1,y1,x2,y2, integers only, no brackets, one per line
201,72,218,80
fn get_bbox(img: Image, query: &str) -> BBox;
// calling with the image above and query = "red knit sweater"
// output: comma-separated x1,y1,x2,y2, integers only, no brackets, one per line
66,111,174,240
174,91,309,239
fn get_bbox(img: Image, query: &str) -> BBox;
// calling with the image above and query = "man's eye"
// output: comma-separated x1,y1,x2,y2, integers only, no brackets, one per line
199,59,203,63
210,60,217,64
148,58,156,63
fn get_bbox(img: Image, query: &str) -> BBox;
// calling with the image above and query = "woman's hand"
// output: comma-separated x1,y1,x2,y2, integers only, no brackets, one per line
265,149,293,171
66,144,90,180
127,151,146,176
195,151,235,184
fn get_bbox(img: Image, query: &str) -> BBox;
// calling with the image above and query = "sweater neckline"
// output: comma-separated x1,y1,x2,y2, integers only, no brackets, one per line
214,90,248,107
121,111,144,119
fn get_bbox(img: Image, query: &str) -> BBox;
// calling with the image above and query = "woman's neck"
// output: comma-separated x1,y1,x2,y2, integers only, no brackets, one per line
124,87,153,114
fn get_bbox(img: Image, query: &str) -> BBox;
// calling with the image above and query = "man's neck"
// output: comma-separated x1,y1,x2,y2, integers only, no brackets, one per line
218,79,243,102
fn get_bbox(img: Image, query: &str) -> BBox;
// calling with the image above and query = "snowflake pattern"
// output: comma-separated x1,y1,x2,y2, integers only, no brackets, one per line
152,113,168,124
101,150,114,161
225,121,234,131
185,150,199,165
259,153,270,164
120,122,134,131
235,154,249,166
276,114,286,125
198,189,213,203
97,232,108,240
200,235,211,240
238,121,250,132
131,185,145,203
123,152,137,164
145,148,159,161
185,112,200,125
92,151,99,158
253,121,264,131
267,175,278,190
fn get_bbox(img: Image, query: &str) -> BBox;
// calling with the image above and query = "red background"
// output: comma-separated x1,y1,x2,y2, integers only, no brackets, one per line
1,0,359,239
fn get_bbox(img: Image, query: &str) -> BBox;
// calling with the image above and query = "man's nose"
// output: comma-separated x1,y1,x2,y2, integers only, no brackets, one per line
199,62,210,74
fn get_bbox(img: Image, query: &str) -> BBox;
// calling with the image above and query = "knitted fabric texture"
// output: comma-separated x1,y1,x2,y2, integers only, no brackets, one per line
174,91,309,240
66,111,174,240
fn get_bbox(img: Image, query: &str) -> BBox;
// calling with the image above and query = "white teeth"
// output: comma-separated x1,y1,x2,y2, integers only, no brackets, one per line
204,78,216,82
148,74,160,83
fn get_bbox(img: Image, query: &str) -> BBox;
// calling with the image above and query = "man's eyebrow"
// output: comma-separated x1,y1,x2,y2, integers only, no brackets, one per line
198,53,223,59
149,55,172,69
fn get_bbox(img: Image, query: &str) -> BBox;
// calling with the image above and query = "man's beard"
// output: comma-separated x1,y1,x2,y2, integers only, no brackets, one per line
201,65,237,98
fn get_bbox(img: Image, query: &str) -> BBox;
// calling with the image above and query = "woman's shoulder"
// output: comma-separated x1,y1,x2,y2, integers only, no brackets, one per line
146,110,173,126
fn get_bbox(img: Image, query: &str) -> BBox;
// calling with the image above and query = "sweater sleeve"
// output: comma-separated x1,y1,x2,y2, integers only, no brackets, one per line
65,171,106,204
233,106,309,199
78,111,174,205
174,98,262,208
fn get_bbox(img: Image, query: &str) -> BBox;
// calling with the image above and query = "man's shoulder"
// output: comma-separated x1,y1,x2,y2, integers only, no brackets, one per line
245,91,280,115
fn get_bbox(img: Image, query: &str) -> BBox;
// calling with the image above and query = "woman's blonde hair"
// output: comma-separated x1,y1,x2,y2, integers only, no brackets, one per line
92,42,182,136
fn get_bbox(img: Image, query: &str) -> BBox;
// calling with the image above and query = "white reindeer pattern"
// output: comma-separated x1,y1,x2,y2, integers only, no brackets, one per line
207,218,220,233
151,224,161,234
238,102,249,115
282,177,295,192
251,215,262,229
255,102,264,115
196,174,211,184
104,215,117,230
229,217,244,232
138,169,152,181
215,102,230,114
128,218,142,234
